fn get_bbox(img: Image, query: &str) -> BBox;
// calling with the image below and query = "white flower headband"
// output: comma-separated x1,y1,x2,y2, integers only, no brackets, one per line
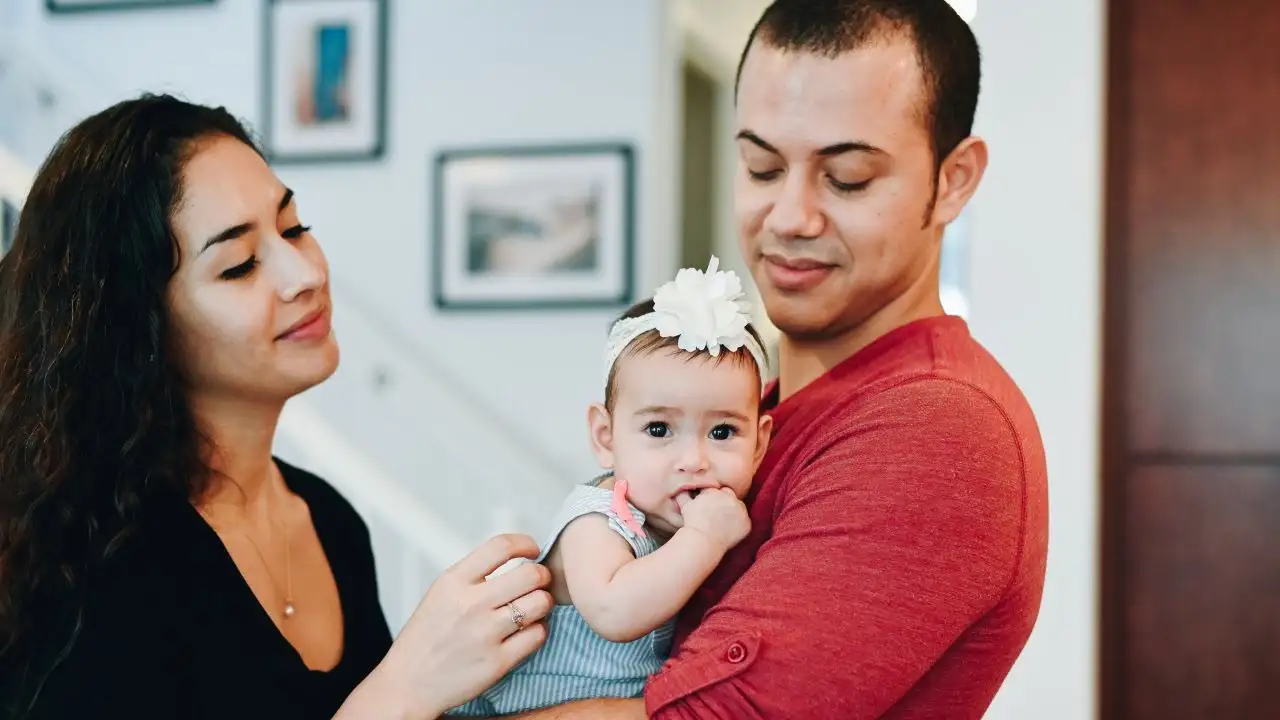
605,256,768,389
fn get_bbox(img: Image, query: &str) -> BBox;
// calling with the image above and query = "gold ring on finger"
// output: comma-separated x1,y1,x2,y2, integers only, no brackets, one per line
507,601,526,632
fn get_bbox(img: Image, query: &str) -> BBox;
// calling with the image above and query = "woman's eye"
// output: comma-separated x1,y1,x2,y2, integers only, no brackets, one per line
220,256,258,280
282,224,311,240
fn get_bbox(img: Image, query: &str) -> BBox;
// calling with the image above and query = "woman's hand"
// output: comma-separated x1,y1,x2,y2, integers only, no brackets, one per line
338,533,554,719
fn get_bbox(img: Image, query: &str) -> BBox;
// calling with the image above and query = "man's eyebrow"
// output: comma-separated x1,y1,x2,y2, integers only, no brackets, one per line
736,130,887,157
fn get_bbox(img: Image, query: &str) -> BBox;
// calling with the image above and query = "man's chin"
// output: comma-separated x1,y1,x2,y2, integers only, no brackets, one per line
762,305,842,341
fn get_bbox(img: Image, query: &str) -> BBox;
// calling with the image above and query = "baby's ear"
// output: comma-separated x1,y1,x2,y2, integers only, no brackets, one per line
753,413,774,471
586,403,616,470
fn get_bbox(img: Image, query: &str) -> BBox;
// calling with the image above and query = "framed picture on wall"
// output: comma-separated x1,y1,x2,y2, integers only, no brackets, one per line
262,0,388,164
2,200,19,255
432,143,635,311
46,0,213,12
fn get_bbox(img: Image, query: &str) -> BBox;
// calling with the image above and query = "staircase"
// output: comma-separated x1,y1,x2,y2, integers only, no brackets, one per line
0,33,571,634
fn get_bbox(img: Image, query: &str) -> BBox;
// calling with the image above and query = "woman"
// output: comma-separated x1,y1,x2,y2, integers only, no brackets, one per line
0,94,552,718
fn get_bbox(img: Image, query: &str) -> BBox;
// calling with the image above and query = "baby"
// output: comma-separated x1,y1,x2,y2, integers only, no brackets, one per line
448,256,773,716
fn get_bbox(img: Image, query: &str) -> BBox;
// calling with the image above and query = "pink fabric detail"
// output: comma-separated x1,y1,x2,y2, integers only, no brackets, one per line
610,478,648,538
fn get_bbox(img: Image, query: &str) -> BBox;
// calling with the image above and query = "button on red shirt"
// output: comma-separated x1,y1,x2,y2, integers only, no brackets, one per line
725,643,746,664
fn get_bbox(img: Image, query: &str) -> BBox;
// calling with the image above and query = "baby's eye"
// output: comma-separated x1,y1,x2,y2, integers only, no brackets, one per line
710,424,737,441
645,422,670,438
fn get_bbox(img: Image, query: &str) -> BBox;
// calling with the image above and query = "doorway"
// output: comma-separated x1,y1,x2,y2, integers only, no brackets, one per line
679,59,718,272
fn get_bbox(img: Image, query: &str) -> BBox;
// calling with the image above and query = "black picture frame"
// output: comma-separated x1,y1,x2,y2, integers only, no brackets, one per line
431,142,636,312
46,0,214,13
261,0,389,164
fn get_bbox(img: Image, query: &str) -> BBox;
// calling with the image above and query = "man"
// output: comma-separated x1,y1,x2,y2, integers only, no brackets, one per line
513,0,1048,717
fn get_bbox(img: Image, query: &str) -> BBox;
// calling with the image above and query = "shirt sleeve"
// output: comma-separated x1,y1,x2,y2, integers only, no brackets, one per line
643,378,1029,719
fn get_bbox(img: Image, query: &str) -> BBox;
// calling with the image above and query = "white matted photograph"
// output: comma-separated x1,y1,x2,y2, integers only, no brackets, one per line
432,144,635,310
262,0,387,163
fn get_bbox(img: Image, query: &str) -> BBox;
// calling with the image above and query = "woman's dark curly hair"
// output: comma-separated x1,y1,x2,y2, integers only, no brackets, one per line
0,94,261,710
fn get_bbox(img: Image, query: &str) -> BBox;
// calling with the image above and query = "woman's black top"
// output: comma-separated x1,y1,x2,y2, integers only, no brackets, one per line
10,458,394,719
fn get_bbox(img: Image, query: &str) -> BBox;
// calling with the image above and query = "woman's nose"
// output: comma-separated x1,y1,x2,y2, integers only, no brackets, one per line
276,242,326,302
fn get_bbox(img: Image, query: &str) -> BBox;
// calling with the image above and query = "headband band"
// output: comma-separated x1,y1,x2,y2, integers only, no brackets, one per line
604,256,768,389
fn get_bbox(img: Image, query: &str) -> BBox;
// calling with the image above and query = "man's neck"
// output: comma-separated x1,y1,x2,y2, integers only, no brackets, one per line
777,290,945,402
190,392,286,518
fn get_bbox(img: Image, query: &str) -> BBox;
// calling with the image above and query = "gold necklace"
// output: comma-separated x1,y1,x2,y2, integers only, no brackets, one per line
240,506,296,620
201,475,296,620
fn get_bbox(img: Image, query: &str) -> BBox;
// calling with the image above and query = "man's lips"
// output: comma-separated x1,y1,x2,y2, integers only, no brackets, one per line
764,254,834,271
762,254,836,291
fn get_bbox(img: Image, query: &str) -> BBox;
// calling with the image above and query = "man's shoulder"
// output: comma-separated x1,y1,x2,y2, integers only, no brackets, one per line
766,317,1047,509
818,372,1031,450
777,331,1049,570
818,323,1043,459
785,358,1043,512
809,377,1028,494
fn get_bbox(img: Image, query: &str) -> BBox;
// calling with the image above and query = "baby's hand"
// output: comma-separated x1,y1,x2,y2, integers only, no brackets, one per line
678,487,750,554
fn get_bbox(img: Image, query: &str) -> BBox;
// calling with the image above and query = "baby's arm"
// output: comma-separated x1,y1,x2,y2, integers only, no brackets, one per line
553,513,727,643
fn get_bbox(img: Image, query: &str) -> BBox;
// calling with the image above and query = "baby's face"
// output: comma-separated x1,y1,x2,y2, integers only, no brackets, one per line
593,348,771,535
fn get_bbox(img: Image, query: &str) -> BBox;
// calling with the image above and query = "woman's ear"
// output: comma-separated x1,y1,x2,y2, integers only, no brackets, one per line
587,403,616,470
752,413,774,472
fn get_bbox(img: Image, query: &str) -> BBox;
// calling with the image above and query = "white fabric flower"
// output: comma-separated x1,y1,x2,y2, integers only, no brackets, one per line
651,256,752,357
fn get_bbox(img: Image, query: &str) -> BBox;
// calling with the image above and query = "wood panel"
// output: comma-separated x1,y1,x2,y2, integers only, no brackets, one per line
1104,0,1280,717
1122,466,1280,720
1122,0,1280,455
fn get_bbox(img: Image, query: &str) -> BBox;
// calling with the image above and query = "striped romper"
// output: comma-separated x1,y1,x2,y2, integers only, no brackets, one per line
447,476,675,716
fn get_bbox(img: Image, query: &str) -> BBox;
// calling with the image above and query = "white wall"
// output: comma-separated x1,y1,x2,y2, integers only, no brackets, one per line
969,0,1103,717
16,0,679,536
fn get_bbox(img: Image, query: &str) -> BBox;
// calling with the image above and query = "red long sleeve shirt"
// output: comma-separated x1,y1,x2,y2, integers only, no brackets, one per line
643,316,1049,719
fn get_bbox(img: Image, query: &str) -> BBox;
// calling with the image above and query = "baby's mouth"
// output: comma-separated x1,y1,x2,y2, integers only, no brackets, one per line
674,490,697,512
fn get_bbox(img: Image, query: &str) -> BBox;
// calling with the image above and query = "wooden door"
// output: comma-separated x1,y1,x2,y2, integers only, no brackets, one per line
1103,0,1280,718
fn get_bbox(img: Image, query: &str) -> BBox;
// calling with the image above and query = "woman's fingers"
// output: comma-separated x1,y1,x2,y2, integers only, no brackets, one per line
499,621,549,669
449,533,541,584
480,558,550,608
492,588,554,639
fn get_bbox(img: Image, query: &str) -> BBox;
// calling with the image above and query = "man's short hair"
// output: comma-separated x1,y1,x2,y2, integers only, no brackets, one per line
736,0,981,171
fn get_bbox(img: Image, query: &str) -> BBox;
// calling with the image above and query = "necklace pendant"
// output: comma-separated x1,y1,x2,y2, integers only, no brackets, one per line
283,601,296,619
